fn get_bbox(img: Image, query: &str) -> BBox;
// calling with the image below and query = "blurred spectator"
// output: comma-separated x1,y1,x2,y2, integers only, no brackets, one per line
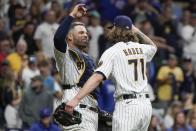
134,0,159,25
21,56,40,89
122,0,138,21
140,20,175,61
166,111,193,131
35,51,48,63
187,1,196,14
38,59,63,109
164,101,182,129
158,6,181,58
34,10,59,58
180,58,196,102
50,0,64,23
161,0,182,20
38,60,61,93
189,108,196,130
0,17,7,37
180,13,196,64
177,9,191,37
9,4,27,44
20,22,38,55
3,69,22,129
0,37,12,66
0,61,9,127
0,0,9,17
111,0,126,11
98,21,113,58
97,0,120,21
19,75,53,129
87,11,103,61
148,115,164,131
30,107,60,131
7,0,18,22
29,0,42,25
157,54,183,104
6,39,27,75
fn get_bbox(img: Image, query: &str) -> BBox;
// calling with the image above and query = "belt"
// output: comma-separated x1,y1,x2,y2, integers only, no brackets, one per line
62,84,78,89
79,104,98,113
118,93,149,100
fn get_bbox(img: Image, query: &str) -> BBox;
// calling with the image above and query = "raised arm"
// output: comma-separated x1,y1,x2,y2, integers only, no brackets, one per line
132,25,157,48
53,16,74,53
53,4,87,53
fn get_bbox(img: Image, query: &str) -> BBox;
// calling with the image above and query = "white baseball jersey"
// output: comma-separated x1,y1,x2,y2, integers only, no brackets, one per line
54,46,97,107
95,41,157,131
95,41,157,99
54,46,98,131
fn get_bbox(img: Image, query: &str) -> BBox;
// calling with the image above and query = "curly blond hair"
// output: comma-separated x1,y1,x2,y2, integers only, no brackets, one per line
109,27,139,43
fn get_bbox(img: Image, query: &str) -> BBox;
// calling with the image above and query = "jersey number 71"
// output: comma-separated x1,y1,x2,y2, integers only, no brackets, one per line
128,58,145,81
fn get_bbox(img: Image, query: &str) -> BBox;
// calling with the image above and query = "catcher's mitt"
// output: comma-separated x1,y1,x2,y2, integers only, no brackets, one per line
98,110,112,122
53,103,82,126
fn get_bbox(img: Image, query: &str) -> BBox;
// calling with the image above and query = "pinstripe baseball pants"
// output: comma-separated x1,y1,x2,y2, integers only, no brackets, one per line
62,108,98,131
112,98,152,131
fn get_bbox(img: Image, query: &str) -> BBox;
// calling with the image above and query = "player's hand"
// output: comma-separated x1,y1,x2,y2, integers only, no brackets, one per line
69,4,87,18
64,98,80,113
131,25,140,33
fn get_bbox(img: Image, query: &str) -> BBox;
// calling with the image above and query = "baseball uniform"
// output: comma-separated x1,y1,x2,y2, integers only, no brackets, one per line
95,41,157,131
53,16,98,131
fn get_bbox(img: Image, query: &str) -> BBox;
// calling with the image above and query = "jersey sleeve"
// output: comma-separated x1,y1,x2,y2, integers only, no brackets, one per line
141,44,157,62
95,48,116,79
53,16,74,53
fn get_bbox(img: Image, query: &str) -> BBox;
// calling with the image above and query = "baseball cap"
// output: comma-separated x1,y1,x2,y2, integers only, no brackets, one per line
39,108,51,118
111,15,133,30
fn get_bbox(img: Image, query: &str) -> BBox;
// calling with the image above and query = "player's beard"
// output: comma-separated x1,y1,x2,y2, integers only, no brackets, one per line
74,38,88,50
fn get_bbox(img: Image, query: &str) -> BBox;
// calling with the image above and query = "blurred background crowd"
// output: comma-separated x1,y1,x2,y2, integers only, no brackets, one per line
0,0,196,130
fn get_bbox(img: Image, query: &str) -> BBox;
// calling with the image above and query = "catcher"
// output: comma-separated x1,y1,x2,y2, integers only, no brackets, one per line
53,4,111,131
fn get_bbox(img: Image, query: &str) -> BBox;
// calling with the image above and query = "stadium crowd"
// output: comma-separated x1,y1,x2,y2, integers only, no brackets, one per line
0,0,196,130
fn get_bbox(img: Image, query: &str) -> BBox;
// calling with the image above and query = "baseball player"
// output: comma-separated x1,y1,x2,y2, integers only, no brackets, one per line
65,15,157,131
53,4,99,131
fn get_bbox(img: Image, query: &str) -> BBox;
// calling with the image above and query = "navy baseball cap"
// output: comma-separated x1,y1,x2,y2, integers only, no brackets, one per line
112,15,133,30
39,108,51,118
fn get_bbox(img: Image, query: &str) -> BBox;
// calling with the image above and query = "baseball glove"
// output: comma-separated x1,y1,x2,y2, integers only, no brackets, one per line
53,103,82,126
98,110,112,122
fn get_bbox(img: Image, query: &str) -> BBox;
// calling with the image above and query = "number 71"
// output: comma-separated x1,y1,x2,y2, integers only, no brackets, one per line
128,58,145,81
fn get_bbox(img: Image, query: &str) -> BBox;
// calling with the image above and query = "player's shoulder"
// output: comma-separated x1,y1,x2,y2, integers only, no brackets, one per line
104,43,122,52
100,45,118,59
